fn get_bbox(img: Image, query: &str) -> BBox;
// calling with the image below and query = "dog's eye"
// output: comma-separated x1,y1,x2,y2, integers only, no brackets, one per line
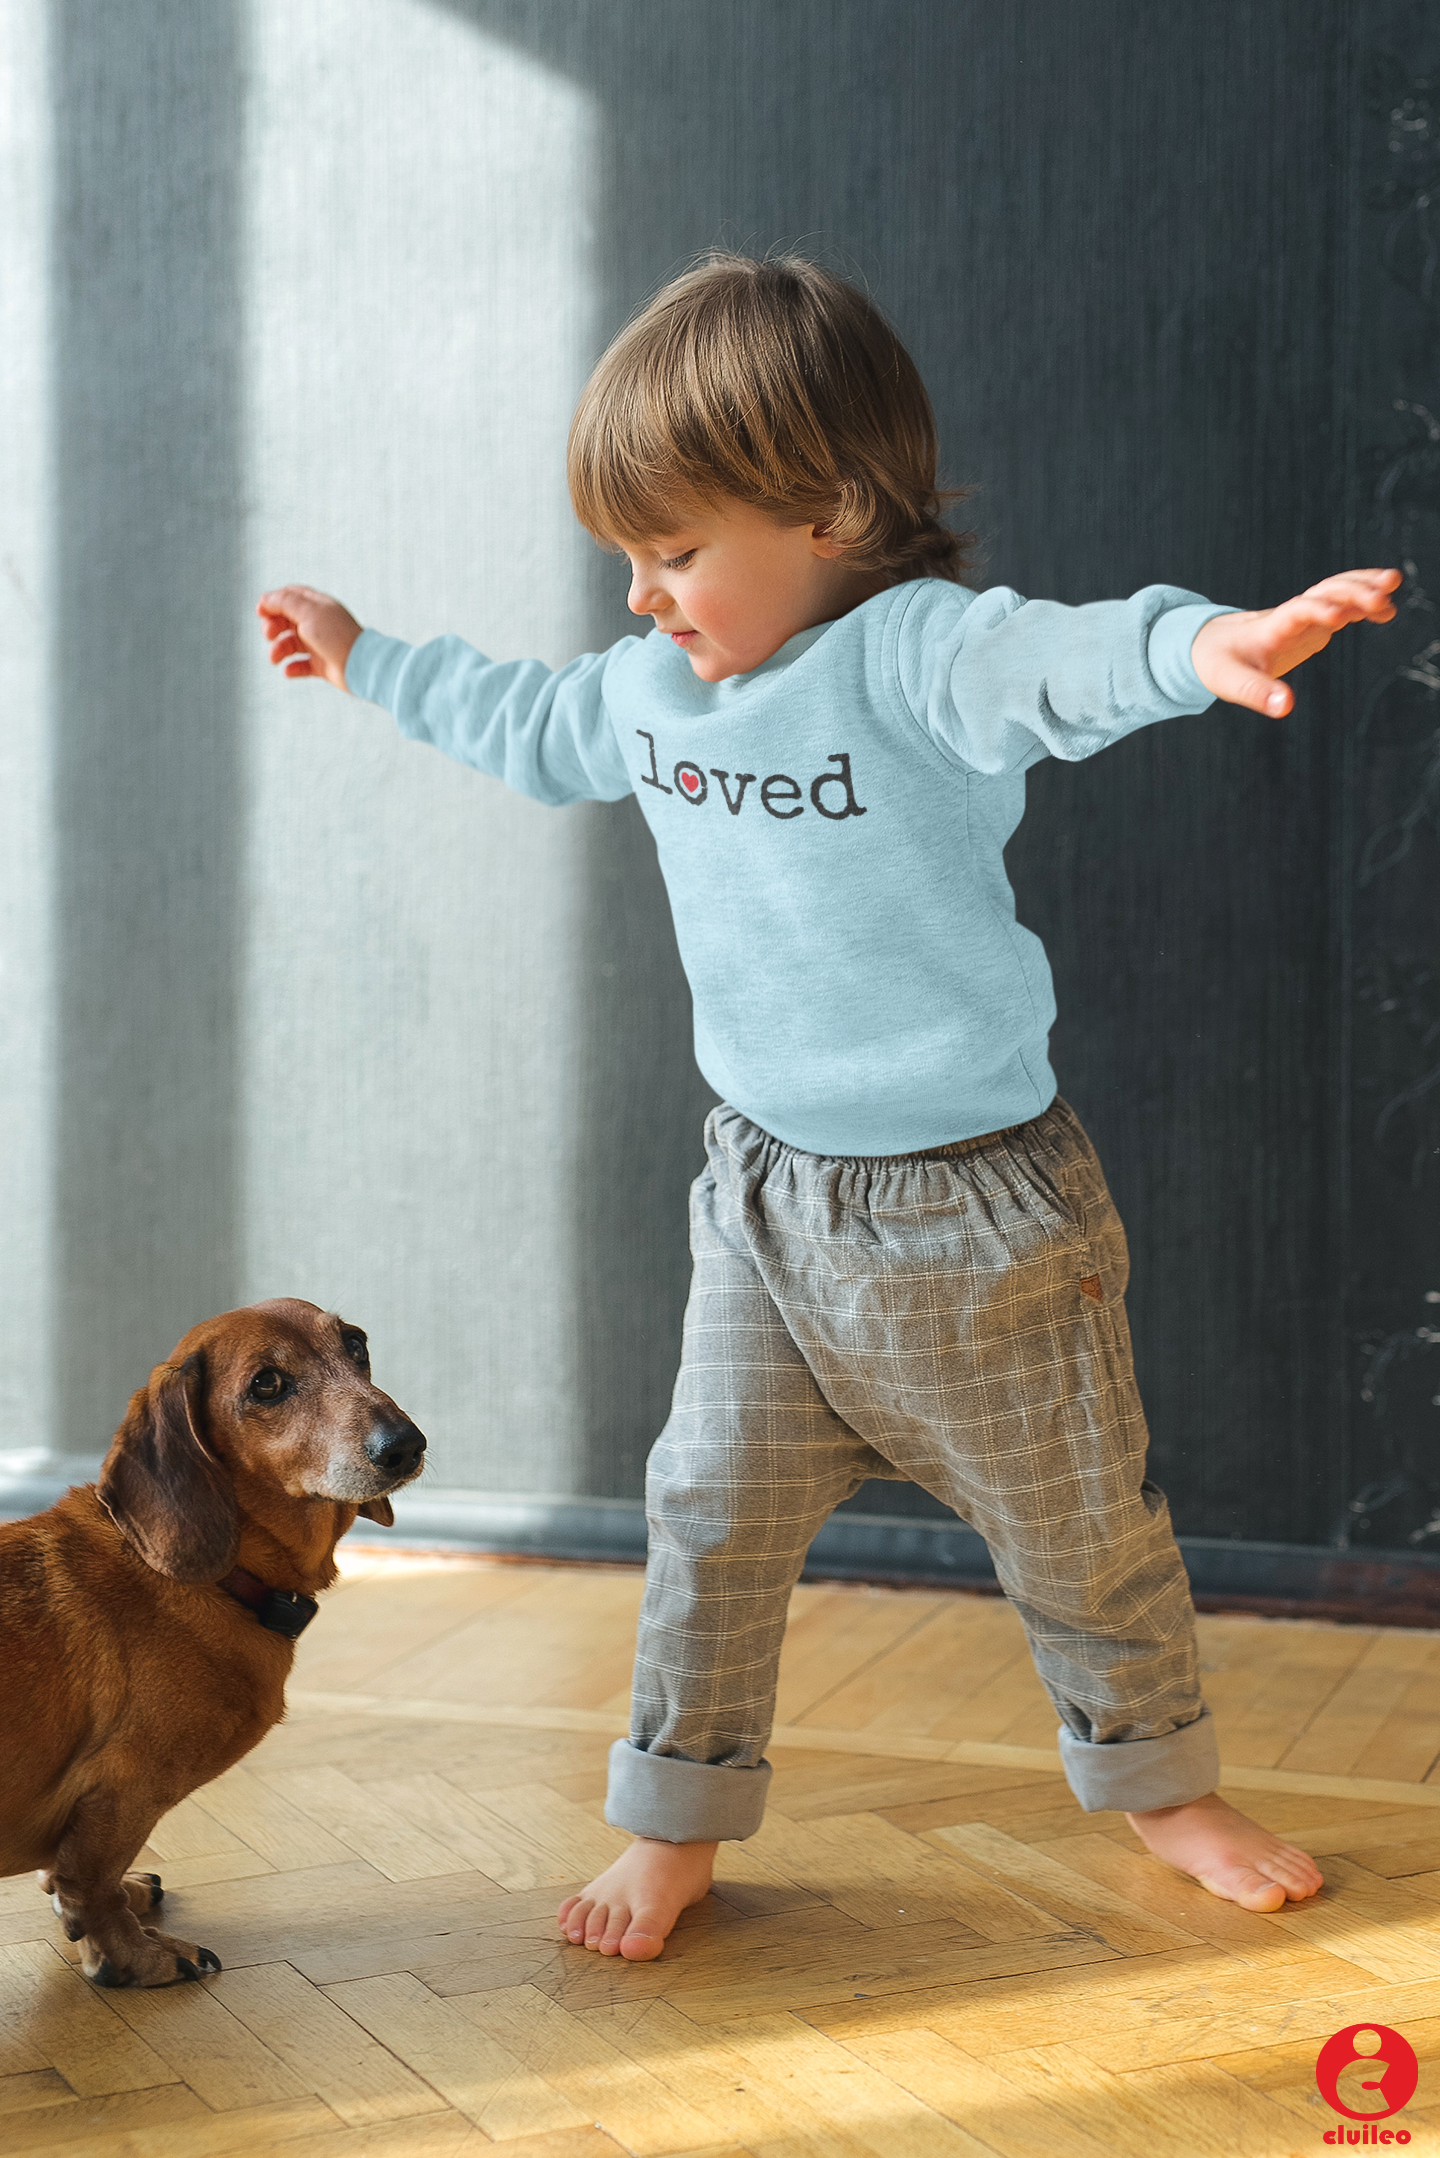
248,1368,289,1404
341,1331,369,1369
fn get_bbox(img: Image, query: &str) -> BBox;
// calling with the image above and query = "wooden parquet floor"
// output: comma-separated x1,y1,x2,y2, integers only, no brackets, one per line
6,1554,1440,2158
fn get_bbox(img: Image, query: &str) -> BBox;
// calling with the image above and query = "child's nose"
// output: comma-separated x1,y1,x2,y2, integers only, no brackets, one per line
627,568,664,616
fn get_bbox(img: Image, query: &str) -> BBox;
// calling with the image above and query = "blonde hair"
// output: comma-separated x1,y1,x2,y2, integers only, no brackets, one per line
567,253,973,584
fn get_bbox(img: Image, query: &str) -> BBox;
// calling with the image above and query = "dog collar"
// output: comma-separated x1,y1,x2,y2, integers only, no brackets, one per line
218,1565,319,1639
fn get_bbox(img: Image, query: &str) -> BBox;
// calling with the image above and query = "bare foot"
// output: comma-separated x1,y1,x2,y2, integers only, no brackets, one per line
1127,1791,1323,1912
557,1837,717,1961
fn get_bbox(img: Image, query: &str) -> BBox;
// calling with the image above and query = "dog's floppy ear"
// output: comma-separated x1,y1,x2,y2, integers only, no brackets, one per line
98,1351,240,1582
357,1496,395,1526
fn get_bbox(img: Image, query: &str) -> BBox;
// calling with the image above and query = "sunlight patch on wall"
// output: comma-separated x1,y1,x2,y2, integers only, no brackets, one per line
241,1,601,1485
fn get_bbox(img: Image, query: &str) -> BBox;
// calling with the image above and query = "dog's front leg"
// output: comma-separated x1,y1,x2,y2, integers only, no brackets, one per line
39,1867,163,1920
47,1792,221,1987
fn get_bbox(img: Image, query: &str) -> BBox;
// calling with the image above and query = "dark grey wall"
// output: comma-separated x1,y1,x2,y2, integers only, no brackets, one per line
460,0,1439,1558
1347,14,1440,1556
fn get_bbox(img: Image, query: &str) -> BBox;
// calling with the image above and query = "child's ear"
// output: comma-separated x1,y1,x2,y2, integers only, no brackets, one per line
810,522,846,559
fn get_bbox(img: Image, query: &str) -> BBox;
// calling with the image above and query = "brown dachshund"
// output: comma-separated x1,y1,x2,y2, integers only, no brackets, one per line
0,1298,425,1988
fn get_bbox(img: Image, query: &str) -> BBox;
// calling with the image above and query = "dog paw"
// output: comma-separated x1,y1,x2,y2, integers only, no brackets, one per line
143,1926,222,1983
81,1926,221,1987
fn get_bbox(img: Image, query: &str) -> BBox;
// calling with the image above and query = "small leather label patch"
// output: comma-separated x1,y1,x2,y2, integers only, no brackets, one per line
1079,1273,1104,1303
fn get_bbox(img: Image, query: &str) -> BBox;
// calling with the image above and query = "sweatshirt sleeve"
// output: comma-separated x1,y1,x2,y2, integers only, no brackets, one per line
893,583,1238,775
345,628,636,806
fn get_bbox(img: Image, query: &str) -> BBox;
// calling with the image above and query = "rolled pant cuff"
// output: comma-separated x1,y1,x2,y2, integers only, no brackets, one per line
1058,1707,1220,1813
604,1740,772,1842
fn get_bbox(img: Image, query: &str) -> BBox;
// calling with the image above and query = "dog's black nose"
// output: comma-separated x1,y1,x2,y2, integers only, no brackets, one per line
365,1419,427,1480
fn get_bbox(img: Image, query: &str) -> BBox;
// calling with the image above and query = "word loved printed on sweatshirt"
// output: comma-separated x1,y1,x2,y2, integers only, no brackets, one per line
636,732,868,822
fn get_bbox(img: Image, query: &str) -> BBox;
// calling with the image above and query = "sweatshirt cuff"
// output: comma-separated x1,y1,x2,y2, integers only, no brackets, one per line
1147,603,1238,711
345,627,413,709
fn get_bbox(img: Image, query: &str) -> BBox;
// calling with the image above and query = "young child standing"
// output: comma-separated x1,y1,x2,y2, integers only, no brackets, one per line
260,254,1398,1962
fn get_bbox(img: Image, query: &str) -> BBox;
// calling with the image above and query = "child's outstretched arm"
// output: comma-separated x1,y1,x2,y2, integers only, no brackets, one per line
1190,567,1400,717
257,585,363,691
253,584,634,806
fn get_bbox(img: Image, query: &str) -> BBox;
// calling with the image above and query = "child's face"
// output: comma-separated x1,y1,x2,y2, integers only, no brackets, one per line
620,498,878,682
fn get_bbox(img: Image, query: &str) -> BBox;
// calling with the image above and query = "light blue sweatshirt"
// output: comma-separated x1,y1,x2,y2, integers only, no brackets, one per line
347,578,1229,1156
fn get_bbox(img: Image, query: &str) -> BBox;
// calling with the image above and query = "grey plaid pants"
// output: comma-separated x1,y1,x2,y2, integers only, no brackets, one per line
605,1096,1219,1843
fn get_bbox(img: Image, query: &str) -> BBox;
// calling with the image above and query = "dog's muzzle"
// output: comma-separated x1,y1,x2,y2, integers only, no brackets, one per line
364,1417,427,1484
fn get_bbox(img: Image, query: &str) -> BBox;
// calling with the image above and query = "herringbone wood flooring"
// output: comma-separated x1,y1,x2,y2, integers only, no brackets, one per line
4,1552,1440,2157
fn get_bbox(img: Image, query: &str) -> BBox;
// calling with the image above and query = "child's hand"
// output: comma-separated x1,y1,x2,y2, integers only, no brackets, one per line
257,585,364,691
1190,567,1401,718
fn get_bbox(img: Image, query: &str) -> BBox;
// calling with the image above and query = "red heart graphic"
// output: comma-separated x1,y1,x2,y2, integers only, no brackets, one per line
680,770,700,795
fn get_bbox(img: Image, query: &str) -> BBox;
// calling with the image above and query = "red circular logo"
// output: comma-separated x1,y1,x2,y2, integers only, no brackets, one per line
1316,2024,1419,2120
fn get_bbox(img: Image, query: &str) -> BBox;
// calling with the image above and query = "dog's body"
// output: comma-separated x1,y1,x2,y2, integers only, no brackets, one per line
0,1299,424,1986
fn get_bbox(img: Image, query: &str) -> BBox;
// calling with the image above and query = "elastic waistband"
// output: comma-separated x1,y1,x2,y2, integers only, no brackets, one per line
712,1101,1056,1170
890,1120,1032,1165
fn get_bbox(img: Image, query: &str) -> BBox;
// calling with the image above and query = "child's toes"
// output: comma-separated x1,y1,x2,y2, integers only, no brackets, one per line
618,1911,668,1962
1234,1870,1289,1914
585,1900,626,1954
581,1901,609,1949
1203,1863,1288,1913
560,1895,595,1944
1261,1845,1323,1900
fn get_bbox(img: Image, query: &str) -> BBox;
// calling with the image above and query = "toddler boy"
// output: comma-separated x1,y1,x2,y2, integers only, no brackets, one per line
260,254,1398,1961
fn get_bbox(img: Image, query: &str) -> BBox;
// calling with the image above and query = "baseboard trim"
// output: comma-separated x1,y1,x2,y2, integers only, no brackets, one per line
5,1476,1438,1625
352,1489,1440,1623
